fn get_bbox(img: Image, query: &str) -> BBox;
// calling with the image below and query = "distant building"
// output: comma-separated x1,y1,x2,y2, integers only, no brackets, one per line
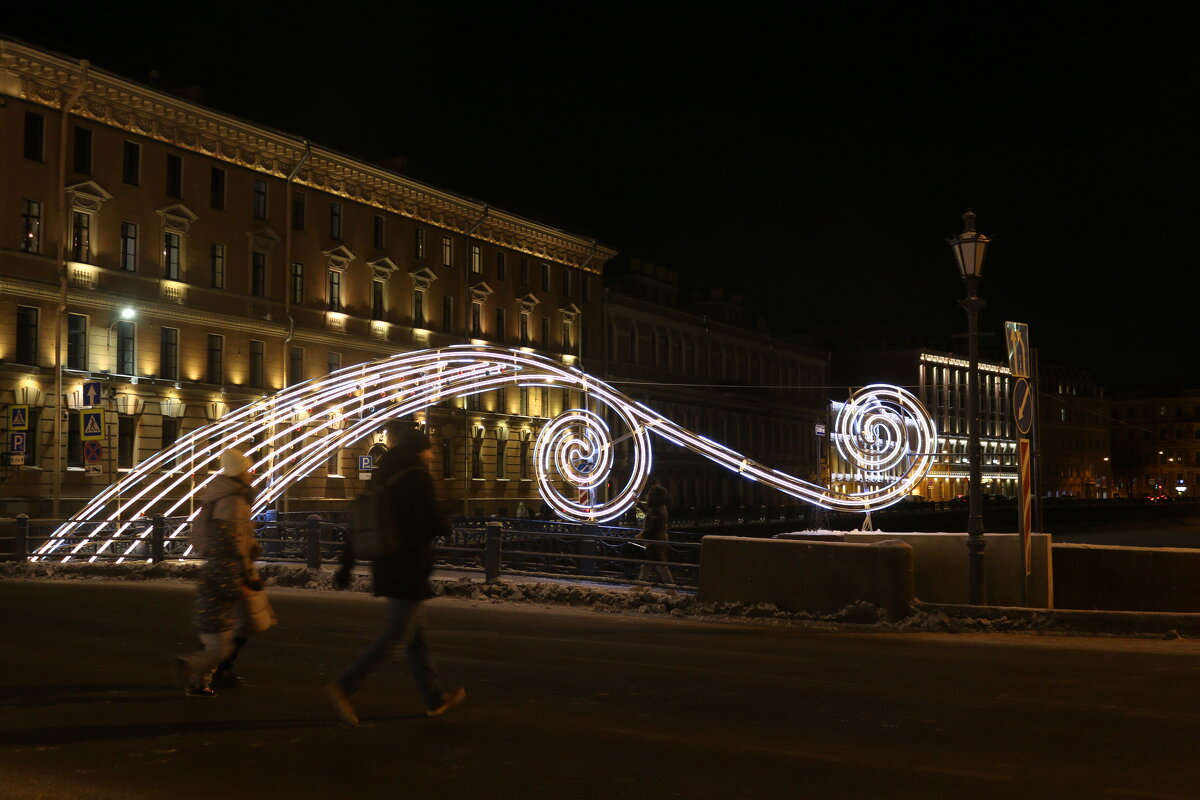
0,38,613,517
1037,364,1112,498
1111,390,1200,500
604,259,829,511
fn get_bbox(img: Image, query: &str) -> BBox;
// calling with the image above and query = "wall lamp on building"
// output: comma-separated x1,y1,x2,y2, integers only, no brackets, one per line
947,209,990,605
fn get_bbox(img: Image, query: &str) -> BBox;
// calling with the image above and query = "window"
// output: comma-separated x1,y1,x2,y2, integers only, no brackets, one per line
495,307,506,342
330,202,342,239
252,252,266,297
67,314,87,371
207,334,224,384
374,215,385,249
372,280,385,321
118,415,136,469
495,252,506,281
290,262,304,304
471,431,484,479
562,268,571,297
520,258,529,286
413,289,426,327
326,449,342,477
497,432,508,479
441,438,453,479
471,301,482,338
541,317,549,347
21,200,41,254
122,141,140,185
163,231,181,279
470,244,481,274
519,435,530,480
116,321,136,375
24,112,45,161
71,211,91,262
249,340,265,388
161,417,180,470
210,168,226,210
414,227,425,259
582,275,591,302
166,154,183,198
328,269,342,311
16,306,39,365
562,319,573,351
210,243,226,288
73,126,92,173
541,263,550,291
160,327,179,381
292,191,305,230
519,312,530,346
288,347,304,385
68,414,83,469
120,222,138,271
327,351,341,374
442,236,452,267
442,295,453,333
253,180,268,220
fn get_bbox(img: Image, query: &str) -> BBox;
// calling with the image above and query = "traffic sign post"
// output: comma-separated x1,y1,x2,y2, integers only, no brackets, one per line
82,381,103,407
81,410,104,440
357,455,373,481
8,432,26,467
9,405,29,431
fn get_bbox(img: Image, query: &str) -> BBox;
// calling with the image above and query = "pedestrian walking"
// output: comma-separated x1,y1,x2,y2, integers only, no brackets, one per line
636,480,675,586
173,448,276,696
327,426,465,725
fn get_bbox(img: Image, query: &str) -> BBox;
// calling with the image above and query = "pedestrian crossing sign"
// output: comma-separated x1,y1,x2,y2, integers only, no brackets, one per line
81,409,105,441
9,405,28,431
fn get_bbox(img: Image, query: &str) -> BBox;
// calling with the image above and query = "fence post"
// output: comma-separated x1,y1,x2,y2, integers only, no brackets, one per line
151,514,165,563
579,524,598,577
484,521,502,583
306,514,322,569
15,514,29,560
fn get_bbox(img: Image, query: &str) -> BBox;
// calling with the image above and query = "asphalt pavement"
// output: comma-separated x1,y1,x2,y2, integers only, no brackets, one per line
3,579,1200,800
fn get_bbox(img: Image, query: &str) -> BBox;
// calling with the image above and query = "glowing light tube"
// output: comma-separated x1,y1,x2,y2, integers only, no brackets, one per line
38,346,936,560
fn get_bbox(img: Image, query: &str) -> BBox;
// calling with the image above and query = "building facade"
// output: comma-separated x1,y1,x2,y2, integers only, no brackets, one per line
1111,391,1200,500
0,39,613,518
1036,364,1112,498
604,259,829,512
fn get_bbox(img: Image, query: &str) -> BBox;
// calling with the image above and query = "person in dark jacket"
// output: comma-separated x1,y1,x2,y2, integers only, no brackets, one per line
326,426,465,725
636,480,674,586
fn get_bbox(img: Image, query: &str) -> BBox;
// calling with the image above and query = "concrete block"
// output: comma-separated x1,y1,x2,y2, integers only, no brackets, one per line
1053,544,1200,613
697,535,914,620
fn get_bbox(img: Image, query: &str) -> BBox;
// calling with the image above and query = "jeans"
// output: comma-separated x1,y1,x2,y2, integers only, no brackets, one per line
338,598,443,709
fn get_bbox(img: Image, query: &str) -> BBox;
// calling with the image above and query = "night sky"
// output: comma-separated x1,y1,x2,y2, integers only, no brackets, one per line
6,4,1193,391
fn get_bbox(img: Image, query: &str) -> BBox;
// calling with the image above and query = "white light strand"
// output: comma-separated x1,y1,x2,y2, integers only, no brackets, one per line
40,346,936,560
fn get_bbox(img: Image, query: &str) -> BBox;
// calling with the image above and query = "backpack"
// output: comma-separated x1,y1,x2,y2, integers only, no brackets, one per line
348,466,420,560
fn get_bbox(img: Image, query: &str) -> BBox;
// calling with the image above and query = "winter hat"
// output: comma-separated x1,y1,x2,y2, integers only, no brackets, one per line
220,447,253,476
391,425,432,456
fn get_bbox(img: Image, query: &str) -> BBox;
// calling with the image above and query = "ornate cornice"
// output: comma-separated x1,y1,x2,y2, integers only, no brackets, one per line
1,40,617,272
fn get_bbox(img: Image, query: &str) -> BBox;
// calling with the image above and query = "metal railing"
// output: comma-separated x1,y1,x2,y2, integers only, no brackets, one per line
0,514,700,589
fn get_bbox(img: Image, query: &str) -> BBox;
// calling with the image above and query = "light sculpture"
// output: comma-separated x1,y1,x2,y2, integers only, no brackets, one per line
37,345,936,561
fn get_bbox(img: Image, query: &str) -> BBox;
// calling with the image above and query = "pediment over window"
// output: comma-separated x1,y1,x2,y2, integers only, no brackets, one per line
517,292,540,312
67,180,113,214
369,256,399,282
323,245,356,270
409,266,437,291
470,281,494,302
157,203,199,233
559,302,581,321
246,226,282,252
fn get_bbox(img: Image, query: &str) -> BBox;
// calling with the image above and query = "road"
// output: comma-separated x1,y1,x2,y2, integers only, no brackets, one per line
2,579,1199,800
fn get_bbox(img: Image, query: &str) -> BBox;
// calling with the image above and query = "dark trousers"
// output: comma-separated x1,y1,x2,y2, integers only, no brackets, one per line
337,598,443,709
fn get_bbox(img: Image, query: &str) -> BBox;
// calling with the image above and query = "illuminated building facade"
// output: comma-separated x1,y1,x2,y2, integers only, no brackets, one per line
1111,390,1200,500
1037,364,1112,498
604,260,829,511
0,38,612,518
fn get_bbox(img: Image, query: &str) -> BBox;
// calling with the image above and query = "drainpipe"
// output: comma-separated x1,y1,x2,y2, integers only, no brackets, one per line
278,139,311,514
52,59,89,520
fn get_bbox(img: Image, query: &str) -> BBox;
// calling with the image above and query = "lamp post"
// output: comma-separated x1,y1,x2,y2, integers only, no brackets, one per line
947,210,990,605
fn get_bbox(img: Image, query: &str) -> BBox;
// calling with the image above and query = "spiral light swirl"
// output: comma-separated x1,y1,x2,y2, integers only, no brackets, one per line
534,407,652,523
830,384,936,504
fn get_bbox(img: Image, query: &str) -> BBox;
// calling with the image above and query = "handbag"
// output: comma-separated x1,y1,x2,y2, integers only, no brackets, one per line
240,588,277,633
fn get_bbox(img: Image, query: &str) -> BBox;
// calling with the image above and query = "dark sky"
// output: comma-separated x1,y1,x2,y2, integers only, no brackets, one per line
7,3,1195,391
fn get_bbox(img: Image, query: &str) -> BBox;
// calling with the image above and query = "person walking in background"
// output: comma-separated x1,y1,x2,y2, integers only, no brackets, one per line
327,426,465,726
636,480,675,586
174,448,276,696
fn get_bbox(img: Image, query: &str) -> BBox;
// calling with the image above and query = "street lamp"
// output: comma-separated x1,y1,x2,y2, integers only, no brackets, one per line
947,210,990,604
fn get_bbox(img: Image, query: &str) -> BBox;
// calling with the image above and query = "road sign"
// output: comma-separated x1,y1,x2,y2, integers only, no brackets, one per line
82,381,103,407
1013,378,1034,435
84,440,103,464
358,455,373,471
1005,321,1031,379
85,464,102,475
9,454,24,466
9,405,28,431
81,409,104,440
9,432,26,453
1018,437,1033,576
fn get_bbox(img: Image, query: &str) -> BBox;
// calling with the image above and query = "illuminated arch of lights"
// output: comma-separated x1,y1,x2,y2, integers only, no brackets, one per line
37,345,935,562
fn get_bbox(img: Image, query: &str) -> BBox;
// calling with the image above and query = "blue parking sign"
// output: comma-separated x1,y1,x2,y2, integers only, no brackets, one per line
10,432,26,453
358,455,373,471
